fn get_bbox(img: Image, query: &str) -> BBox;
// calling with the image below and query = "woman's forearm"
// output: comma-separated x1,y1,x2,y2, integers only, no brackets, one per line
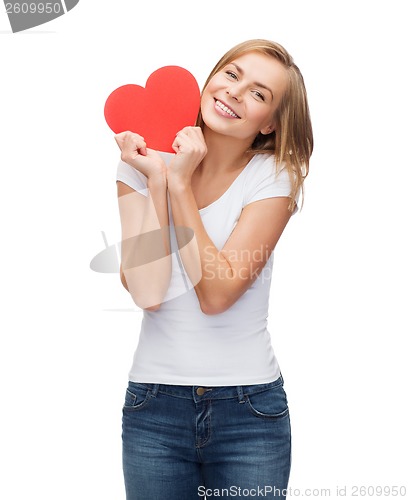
118,173,172,310
167,176,235,314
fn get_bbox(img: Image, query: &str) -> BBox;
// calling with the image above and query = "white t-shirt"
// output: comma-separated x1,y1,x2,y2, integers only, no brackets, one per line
116,152,296,386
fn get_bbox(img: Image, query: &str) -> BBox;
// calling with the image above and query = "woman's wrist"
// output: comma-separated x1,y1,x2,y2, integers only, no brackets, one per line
167,171,191,192
147,168,168,187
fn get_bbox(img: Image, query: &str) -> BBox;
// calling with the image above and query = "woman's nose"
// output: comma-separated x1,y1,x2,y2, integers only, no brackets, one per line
226,84,243,101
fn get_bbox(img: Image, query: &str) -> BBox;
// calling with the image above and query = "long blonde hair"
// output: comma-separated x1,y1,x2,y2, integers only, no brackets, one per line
196,39,313,211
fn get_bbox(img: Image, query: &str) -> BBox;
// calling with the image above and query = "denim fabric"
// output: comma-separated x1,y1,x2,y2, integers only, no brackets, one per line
122,375,291,499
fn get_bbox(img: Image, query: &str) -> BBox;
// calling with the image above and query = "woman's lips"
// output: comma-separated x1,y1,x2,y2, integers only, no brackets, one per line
214,99,241,119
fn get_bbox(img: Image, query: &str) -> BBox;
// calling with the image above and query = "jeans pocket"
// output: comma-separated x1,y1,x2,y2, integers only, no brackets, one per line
123,382,154,412
245,383,289,419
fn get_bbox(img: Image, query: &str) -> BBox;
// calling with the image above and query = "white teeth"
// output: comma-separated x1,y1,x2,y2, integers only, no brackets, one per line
216,100,238,118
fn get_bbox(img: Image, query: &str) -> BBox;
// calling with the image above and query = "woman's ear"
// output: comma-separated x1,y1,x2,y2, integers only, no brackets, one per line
260,124,275,135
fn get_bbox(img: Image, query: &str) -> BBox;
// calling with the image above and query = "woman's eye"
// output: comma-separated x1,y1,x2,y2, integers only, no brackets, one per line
226,71,238,80
253,91,265,101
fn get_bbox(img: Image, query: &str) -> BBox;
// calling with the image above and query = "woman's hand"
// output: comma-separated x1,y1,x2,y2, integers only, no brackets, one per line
114,131,166,180
168,127,207,184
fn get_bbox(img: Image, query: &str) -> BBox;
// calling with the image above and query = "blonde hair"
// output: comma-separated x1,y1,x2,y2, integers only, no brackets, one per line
196,39,313,211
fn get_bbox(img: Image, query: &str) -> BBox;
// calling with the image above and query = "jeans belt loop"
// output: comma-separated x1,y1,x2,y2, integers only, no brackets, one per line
236,385,245,403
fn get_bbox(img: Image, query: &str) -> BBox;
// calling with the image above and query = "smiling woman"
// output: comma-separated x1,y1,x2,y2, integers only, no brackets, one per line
200,53,288,137
114,38,313,500
196,39,313,211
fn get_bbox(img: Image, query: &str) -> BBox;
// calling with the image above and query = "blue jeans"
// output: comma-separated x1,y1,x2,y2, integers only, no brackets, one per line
122,375,291,499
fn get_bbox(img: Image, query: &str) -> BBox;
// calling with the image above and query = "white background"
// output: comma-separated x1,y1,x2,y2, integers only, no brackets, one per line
1,0,407,498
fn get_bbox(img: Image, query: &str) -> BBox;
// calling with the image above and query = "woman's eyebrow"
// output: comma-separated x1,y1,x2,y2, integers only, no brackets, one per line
230,62,274,99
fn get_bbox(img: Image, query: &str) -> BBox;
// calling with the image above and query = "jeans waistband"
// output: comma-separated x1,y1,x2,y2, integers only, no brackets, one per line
128,374,284,403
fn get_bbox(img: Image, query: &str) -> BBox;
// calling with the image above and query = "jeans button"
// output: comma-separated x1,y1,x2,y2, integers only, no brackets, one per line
196,387,207,396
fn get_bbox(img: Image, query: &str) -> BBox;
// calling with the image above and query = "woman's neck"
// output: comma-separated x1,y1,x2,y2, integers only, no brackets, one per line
199,127,254,177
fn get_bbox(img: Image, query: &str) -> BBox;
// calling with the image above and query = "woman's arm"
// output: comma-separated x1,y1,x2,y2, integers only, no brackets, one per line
167,179,291,315
115,132,172,311
167,127,292,315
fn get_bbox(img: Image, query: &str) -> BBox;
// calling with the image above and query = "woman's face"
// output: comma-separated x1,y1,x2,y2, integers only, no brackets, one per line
200,51,288,142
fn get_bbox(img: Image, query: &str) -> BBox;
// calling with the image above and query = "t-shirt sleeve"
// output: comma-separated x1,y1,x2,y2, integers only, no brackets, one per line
243,155,298,213
116,160,149,197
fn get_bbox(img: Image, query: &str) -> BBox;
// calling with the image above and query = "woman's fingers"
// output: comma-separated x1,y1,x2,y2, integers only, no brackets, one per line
114,131,147,160
169,126,207,180
173,127,206,156
114,132,165,179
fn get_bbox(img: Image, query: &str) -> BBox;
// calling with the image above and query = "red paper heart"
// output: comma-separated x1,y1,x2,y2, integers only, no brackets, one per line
104,66,201,153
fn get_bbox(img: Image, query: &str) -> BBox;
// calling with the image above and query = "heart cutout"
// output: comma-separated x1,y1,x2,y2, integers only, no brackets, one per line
104,66,201,153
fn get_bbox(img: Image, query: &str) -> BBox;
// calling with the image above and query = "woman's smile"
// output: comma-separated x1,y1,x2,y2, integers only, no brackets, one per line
214,98,241,119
